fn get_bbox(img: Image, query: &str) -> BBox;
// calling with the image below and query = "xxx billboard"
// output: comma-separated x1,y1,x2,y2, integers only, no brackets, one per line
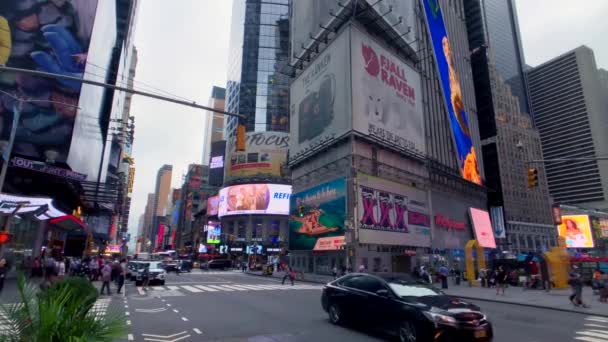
421,0,482,185
224,132,288,183
351,26,425,155
289,178,346,251
0,0,99,164
289,28,351,159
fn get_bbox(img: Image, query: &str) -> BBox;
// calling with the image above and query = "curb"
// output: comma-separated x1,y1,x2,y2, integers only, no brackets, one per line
244,271,329,285
455,295,608,318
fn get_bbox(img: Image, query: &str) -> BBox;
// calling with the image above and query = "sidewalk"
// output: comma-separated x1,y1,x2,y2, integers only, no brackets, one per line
444,283,608,317
244,271,608,316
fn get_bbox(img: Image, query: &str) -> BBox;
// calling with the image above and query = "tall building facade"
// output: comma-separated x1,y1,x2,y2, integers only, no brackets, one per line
466,0,529,114
464,0,555,253
527,46,608,210
217,0,292,263
201,86,226,165
150,164,173,250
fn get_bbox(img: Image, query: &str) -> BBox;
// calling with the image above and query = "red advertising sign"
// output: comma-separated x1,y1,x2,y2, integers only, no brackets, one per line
313,236,345,251
434,214,466,230
157,224,165,249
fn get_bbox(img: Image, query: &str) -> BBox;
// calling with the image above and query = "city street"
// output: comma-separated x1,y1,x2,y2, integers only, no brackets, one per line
118,270,608,342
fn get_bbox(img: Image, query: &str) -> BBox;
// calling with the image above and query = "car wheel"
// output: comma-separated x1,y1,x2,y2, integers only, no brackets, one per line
328,303,344,325
398,321,417,342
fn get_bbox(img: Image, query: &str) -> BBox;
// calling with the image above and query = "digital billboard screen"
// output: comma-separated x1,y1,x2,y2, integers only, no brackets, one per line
208,140,226,186
558,215,594,248
469,208,496,248
0,0,99,164
218,184,291,217
421,0,482,185
289,178,346,250
206,221,221,244
206,195,219,216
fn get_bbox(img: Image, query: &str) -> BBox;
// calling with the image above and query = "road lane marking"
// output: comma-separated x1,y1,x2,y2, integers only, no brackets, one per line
127,334,134,341
124,305,128,308
194,285,218,292
230,284,264,290
584,323,608,328
167,286,180,290
137,287,145,295
181,285,203,293
586,317,608,323
575,336,608,342
193,328,202,334
576,330,608,339
142,331,188,338
181,317,189,321
220,284,247,291
125,311,130,316
126,320,131,325
207,285,233,291
173,309,179,313
135,308,167,313
166,304,172,307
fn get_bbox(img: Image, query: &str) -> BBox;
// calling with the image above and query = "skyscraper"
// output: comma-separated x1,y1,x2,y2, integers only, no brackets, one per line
224,0,290,137
201,86,226,165
527,46,608,210
151,164,173,250
465,0,530,114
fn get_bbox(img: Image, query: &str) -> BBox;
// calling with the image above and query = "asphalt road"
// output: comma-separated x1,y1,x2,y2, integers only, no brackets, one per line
117,270,608,342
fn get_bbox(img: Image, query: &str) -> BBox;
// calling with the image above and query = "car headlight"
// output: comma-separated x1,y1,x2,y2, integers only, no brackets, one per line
423,311,457,325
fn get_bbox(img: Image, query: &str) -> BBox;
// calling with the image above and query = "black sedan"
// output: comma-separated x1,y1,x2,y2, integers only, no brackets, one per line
321,273,493,342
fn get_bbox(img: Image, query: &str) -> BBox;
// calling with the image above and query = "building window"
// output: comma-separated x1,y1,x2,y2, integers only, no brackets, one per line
252,220,263,239
237,221,246,239
269,220,280,241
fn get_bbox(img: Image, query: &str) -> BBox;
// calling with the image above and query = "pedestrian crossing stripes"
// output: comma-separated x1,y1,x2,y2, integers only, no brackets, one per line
575,316,608,342
135,283,322,295
190,271,245,275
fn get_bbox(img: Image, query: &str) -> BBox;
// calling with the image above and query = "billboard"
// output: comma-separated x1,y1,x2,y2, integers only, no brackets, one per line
0,0,99,164
206,221,221,244
290,1,340,64
356,173,430,247
558,215,594,248
290,28,351,158
218,184,291,217
209,140,225,186
289,178,347,250
224,132,288,183
469,208,496,248
351,27,425,155
206,195,219,216
421,0,482,185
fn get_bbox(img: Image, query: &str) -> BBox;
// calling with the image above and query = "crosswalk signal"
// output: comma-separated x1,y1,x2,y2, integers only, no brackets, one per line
527,168,538,188
0,231,11,244
236,124,246,152
298,205,305,217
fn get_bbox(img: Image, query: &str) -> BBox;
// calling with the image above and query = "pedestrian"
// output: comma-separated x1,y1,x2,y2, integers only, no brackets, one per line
241,262,247,272
44,256,56,279
592,269,602,294
116,258,126,294
599,273,608,303
31,257,42,278
56,257,66,281
141,264,150,290
420,266,432,284
358,264,366,273
100,262,112,295
89,258,98,281
332,266,338,280
282,266,295,286
0,259,7,294
496,266,507,295
568,265,588,308
438,264,449,289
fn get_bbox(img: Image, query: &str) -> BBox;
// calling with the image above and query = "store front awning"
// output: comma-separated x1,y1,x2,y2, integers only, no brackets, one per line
0,193,67,220
49,215,87,231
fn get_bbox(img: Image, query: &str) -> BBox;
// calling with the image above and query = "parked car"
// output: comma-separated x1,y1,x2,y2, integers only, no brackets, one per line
135,261,166,286
321,273,493,342
127,261,143,281
201,259,232,270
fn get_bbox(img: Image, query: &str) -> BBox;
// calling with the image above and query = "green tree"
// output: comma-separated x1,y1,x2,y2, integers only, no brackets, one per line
0,275,126,342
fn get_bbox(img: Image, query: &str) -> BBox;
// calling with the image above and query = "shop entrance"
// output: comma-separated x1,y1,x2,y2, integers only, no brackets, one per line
391,255,411,273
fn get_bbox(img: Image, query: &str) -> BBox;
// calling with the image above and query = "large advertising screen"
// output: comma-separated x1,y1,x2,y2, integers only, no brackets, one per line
289,178,346,250
351,26,425,155
356,173,430,247
208,140,226,186
469,208,496,248
558,215,594,248
206,196,219,216
206,221,221,244
224,132,288,183
290,28,351,159
0,0,99,163
421,0,482,185
218,184,291,217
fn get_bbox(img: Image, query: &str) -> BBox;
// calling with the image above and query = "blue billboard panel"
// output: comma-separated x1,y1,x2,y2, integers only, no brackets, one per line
0,1,99,164
289,178,346,251
421,0,482,185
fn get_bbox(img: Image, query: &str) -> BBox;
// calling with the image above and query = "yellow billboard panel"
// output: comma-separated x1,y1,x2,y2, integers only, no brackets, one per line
558,215,594,248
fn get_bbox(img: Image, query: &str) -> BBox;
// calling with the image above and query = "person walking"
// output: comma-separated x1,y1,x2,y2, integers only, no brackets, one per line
56,257,66,281
89,258,98,281
116,259,127,294
282,266,295,286
31,257,42,278
141,264,150,290
438,264,449,289
496,266,508,295
332,266,338,280
100,262,112,296
358,264,366,273
569,265,588,307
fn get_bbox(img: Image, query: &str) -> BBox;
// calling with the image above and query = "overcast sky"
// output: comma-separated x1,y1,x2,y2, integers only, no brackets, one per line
126,0,608,241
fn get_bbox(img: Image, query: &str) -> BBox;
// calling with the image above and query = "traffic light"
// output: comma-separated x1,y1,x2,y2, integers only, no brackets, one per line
298,204,305,217
236,124,246,152
0,231,11,244
527,168,538,188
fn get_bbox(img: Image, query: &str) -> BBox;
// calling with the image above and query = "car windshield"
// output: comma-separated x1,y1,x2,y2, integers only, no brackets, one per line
387,281,442,298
